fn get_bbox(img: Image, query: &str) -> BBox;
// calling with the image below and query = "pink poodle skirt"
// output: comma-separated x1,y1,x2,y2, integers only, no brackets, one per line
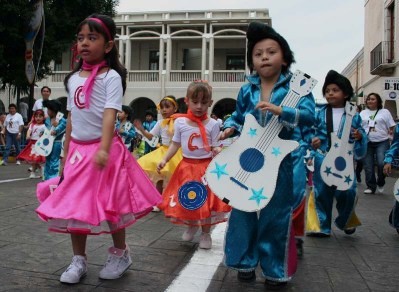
159,157,231,226
17,139,46,164
36,136,162,235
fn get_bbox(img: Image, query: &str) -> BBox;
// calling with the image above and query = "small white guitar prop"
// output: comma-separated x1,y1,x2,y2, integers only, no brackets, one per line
34,112,64,156
135,127,159,148
205,70,317,212
320,102,357,191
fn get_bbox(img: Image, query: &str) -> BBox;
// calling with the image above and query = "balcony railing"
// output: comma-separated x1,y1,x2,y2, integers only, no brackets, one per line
128,71,159,82
46,70,246,84
213,70,246,82
170,70,201,82
370,41,395,75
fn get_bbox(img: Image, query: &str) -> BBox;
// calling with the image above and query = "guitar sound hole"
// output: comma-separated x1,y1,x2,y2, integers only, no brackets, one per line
43,138,49,146
239,148,264,172
334,156,346,171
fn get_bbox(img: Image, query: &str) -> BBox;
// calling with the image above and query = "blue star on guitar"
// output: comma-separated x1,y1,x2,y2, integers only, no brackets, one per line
210,162,229,179
334,143,339,148
249,187,267,206
271,147,282,157
344,175,352,185
324,166,332,176
247,128,257,138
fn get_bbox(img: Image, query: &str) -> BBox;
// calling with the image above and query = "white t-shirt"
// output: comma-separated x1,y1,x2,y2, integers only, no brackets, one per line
360,108,396,142
67,69,123,141
172,117,220,159
32,98,49,117
150,120,173,146
4,113,24,134
332,107,345,134
29,123,46,140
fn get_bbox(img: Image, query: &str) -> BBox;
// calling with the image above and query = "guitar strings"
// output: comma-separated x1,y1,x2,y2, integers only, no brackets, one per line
233,90,300,184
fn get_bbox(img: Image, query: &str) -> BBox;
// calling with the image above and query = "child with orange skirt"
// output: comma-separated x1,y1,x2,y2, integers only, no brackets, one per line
157,81,231,249
17,109,46,178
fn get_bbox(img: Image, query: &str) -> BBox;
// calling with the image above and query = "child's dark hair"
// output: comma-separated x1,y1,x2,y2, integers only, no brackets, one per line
246,22,295,74
366,92,383,109
159,95,178,110
8,103,17,110
186,81,212,101
121,105,132,120
322,70,354,101
64,14,127,94
43,100,62,114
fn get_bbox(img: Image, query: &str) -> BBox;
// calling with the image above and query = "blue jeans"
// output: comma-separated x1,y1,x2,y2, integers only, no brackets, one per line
363,140,390,192
3,131,21,162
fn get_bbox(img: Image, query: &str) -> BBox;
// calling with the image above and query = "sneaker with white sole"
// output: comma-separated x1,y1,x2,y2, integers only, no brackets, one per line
29,172,40,179
377,186,384,194
182,226,199,241
199,232,212,249
152,206,161,212
364,189,374,194
16,160,21,165
60,255,87,284
99,245,132,280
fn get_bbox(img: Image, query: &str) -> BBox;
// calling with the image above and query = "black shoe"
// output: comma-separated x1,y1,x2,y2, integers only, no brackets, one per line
237,270,256,282
344,228,356,235
295,238,304,258
264,279,288,289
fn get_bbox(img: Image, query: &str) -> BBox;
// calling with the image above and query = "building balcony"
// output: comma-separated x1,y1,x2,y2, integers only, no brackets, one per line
47,70,246,86
370,41,396,76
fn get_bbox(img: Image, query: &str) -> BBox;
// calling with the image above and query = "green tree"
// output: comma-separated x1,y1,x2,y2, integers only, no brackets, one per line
0,0,119,105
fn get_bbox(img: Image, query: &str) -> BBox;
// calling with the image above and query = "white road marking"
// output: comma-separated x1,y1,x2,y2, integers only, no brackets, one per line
0,177,31,184
166,222,227,292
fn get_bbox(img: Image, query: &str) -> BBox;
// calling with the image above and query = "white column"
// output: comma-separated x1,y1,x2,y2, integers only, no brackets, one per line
159,36,165,99
201,35,207,80
208,35,214,82
125,38,131,71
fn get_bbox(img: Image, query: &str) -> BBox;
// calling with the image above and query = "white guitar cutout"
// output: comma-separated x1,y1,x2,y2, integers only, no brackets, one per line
205,70,317,212
34,112,64,157
135,127,159,148
320,102,357,190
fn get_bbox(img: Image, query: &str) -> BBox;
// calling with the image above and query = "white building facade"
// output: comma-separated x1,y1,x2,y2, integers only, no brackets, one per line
3,9,271,120
343,0,399,119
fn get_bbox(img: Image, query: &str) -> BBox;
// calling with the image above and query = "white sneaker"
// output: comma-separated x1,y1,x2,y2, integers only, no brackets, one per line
377,186,384,194
16,160,21,165
199,232,212,249
29,173,40,179
60,255,87,284
182,226,199,241
28,166,33,172
152,206,161,212
99,245,132,280
364,189,374,194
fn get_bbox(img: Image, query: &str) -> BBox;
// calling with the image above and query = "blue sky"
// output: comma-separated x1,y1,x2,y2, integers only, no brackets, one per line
117,0,364,100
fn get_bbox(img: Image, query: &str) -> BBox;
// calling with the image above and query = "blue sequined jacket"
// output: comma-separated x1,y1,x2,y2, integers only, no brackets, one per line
223,72,315,143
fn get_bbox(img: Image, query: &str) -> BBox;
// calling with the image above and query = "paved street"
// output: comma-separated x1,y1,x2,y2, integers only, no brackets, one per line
1,162,399,291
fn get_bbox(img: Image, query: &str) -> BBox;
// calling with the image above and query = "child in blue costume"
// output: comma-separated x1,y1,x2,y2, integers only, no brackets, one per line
42,100,67,180
383,125,399,233
116,105,136,151
220,22,315,287
306,70,367,237
143,110,157,154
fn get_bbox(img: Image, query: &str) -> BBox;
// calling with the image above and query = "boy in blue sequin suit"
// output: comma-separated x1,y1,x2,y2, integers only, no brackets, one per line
220,22,315,287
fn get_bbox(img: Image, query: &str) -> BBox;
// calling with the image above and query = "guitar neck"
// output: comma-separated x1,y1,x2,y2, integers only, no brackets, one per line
339,114,354,145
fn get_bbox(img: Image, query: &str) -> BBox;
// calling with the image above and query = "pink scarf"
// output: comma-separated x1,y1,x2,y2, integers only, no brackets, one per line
82,60,108,108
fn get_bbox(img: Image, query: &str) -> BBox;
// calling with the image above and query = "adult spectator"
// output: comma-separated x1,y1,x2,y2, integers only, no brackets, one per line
0,104,24,165
33,86,51,117
360,93,396,194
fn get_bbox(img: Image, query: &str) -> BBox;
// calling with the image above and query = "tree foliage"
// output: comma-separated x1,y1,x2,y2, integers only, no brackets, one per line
0,0,119,96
